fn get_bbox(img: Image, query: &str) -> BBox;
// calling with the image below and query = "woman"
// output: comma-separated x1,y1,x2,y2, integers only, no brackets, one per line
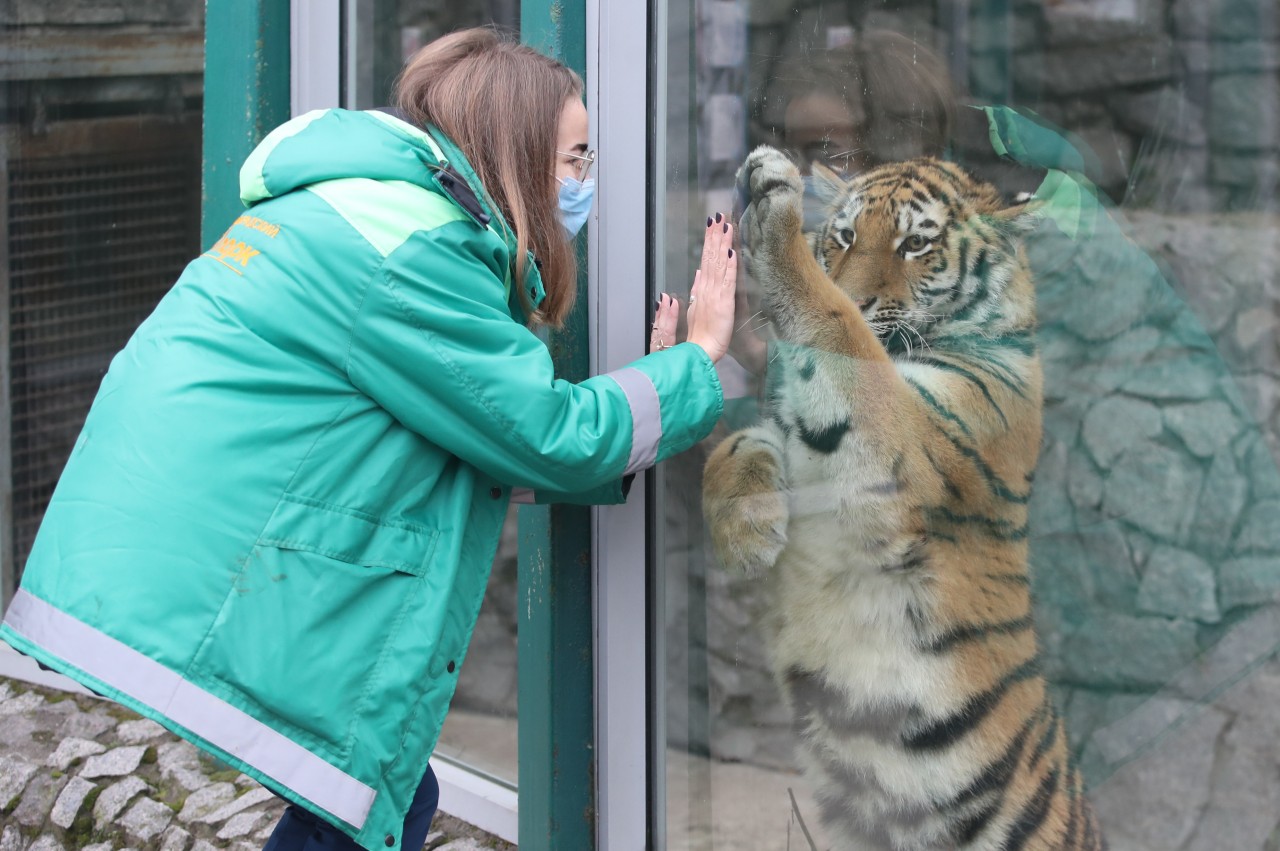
0,28,736,851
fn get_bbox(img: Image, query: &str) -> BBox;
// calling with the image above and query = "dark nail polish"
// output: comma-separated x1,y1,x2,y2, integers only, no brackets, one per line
715,212,723,223
723,222,728,233
706,216,713,228
728,249,734,258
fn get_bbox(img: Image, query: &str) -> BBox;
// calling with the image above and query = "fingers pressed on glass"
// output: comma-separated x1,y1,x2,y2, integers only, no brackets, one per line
722,226,737,289
661,295,679,335
702,221,718,273
662,293,682,348
702,215,728,281
719,224,734,284
689,269,703,318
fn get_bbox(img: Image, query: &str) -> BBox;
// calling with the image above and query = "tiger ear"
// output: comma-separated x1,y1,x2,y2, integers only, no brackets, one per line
991,196,1044,236
809,161,849,205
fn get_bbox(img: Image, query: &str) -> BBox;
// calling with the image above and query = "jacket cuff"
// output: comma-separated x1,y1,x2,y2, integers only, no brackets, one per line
528,478,629,505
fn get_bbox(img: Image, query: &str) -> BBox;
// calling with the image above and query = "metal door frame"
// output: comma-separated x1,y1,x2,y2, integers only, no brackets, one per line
586,0,653,846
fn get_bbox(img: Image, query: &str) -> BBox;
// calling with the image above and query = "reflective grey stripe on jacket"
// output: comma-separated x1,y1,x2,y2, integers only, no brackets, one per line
603,367,662,474
3,589,377,828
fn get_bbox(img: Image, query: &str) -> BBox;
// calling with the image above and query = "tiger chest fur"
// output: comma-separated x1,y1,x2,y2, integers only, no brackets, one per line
703,147,1105,850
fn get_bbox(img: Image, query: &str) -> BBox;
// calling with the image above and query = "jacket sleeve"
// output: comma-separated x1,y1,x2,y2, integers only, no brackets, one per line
345,223,724,494
510,475,634,506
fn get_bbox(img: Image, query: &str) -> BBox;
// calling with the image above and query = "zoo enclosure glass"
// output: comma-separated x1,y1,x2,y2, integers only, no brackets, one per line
651,0,1280,848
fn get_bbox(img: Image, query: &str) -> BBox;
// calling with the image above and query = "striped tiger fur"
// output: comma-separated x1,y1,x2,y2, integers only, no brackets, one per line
702,146,1105,850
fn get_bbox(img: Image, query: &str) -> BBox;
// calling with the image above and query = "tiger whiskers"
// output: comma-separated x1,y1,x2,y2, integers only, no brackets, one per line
742,308,768,335
736,310,766,333
899,325,915,358
901,322,933,356
898,323,929,358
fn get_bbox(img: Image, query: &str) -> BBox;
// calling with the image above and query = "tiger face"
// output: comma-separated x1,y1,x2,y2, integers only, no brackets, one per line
808,158,1039,351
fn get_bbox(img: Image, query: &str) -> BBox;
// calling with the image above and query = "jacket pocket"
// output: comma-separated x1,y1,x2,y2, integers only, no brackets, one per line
256,493,437,576
190,494,439,758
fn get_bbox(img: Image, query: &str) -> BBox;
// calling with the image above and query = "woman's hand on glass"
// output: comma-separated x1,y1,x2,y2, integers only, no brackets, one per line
685,214,738,363
650,292,679,354
648,214,737,362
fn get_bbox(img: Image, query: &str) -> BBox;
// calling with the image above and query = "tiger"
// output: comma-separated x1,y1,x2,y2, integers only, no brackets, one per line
702,146,1105,850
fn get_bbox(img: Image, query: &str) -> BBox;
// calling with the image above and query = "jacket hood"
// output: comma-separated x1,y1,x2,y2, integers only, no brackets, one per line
240,109,459,208
238,108,548,310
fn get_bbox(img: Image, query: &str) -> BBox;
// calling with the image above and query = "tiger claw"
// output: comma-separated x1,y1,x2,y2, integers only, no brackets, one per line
716,524,783,578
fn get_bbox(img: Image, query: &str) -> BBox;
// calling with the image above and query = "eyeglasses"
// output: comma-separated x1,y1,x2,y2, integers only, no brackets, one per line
556,149,596,182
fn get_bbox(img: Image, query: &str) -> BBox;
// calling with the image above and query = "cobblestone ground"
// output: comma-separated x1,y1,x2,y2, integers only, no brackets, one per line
0,677,513,851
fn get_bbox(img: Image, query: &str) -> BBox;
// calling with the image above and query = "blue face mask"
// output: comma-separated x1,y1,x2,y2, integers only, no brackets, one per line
556,176,595,238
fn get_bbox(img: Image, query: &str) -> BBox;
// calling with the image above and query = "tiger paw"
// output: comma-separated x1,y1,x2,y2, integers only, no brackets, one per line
735,146,804,261
703,430,790,577
706,491,789,577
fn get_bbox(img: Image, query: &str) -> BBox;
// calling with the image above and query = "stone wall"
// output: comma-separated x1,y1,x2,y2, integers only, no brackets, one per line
0,677,512,851
744,0,1279,213
1032,204,1280,803
0,674,291,851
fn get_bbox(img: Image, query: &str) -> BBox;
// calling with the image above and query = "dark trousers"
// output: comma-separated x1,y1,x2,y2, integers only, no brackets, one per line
262,765,439,851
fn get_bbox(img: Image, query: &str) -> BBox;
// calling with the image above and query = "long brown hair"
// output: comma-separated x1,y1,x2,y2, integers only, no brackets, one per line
395,27,582,327
761,29,955,170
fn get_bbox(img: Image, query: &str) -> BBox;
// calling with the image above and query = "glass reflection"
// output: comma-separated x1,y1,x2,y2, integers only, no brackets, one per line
655,1,1280,849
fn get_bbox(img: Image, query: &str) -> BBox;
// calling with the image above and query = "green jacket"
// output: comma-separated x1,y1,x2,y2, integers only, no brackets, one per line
0,109,722,849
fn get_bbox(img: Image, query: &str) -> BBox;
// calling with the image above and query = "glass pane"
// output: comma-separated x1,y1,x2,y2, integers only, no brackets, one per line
653,1,1280,848
343,0,523,788
344,0,521,109
435,508,520,786
1,2,205,600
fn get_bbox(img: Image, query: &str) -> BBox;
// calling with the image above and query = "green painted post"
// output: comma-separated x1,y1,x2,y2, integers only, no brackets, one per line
517,2,595,850
201,0,290,248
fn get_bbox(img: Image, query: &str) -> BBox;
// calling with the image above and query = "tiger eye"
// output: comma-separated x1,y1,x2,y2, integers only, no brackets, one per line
902,234,929,252
838,227,856,246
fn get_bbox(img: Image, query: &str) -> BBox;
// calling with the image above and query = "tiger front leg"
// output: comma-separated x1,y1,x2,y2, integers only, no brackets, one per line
735,147,879,362
702,426,790,577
